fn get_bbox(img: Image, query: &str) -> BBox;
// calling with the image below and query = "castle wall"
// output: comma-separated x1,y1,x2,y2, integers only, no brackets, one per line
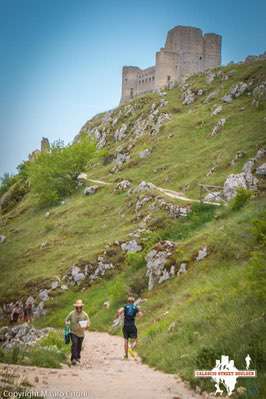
155,49,179,89
120,25,222,103
203,33,222,69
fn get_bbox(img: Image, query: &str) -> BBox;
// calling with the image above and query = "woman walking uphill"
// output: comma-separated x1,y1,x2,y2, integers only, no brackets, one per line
65,299,90,365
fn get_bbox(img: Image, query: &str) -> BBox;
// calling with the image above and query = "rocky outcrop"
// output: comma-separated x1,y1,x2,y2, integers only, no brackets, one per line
0,324,51,350
256,163,266,176
211,118,226,136
84,186,98,195
0,235,6,243
223,158,259,200
121,240,142,253
115,180,132,192
195,246,208,261
146,241,176,290
139,149,151,159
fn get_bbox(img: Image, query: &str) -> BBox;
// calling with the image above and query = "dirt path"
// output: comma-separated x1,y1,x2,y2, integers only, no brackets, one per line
0,332,204,399
87,177,221,206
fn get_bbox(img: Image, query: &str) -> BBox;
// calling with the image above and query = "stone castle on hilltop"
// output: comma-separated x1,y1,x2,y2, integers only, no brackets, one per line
120,25,222,103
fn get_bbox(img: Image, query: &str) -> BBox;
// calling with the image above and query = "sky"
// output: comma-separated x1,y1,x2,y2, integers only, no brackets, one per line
0,0,266,175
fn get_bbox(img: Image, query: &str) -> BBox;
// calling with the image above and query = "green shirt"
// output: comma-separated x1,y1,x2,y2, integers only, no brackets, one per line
65,310,90,337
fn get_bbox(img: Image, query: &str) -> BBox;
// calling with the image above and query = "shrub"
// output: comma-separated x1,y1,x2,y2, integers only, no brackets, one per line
26,136,102,207
127,268,148,297
230,188,252,211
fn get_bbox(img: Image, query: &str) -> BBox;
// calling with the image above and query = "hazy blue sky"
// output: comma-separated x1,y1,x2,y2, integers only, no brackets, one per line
1,0,266,175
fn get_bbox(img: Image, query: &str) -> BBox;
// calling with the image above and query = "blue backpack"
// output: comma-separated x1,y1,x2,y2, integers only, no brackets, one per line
124,304,138,322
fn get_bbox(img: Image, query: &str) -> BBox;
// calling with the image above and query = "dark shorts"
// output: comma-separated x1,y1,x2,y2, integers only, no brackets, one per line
123,324,137,339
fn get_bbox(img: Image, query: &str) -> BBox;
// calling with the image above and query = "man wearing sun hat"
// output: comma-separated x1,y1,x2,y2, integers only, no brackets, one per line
65,299,90,365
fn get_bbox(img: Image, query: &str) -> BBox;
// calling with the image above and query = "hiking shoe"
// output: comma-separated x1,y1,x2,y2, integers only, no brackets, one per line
123,355,128,360
128,348,137,358
71,360,77,366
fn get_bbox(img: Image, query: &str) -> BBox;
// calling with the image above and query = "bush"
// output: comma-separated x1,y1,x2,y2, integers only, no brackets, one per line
0,173,17,196
26,136,102,207
230,188,252,211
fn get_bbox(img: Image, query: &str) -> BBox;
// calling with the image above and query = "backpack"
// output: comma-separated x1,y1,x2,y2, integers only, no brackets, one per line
64,325,70,344
124,304,137,321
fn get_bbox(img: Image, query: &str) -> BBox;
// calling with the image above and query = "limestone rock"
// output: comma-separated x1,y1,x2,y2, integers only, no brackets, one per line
204,192,223,203
177,263,187,276
114,152,130,166
146,241,176,290
134,181,155,193
139,149,151,159
222,94,233,103
114,123,128,141
121,240,142,253
39,289,49,302
0,235,6,243
255,148,266,161
51,280,60,290
256,163,266,176
115,180,132,191
77,173,88,182
196,246,208,261
212,105,223,116
84,186,98,195
224,174,248,200
252,81,266,107
229,82,248,98
0,323,50,349
182,88,195,105
211,118,226,136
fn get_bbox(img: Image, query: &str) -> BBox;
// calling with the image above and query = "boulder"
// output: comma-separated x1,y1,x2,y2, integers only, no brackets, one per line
146,241,176,290
230,82,248,98
0,235,6,243
222,94,233,103
256,163,266,176
182,88,195,105
255,148,266,161
114,123,127,141
39,289,49,302
177,263,187,276
139,149,151,159
114,152,130,166
204,192,223,203
77,173,88,182
73,272,85,283
51,280,60,290
223,173,248,200
121,240,142,253
134,181,155,193
196,246,208,261
84,186,98,195
211,118,226,136
212,105,223,116
115,180,131,192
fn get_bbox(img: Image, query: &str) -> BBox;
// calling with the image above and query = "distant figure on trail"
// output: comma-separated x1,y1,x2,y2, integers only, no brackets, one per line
65,299,90,366
10,302,21,323
24,302,33,323
117,296,143,359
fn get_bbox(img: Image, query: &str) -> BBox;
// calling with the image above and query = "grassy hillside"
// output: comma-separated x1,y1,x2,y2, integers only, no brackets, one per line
1,60,266,397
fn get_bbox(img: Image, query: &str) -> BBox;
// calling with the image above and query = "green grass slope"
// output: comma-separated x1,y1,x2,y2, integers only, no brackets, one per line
0,60,266,397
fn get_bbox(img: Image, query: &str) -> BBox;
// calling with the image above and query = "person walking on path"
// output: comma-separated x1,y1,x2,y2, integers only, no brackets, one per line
65,299,90,365
117,296,143,359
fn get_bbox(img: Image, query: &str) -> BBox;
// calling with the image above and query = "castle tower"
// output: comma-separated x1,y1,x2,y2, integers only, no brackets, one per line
203,33,222,69
120,66,140,103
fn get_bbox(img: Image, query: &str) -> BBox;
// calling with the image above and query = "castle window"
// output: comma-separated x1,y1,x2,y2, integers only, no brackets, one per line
125,78,128,83
139,80,141,84
142,80,144,84
130,88,134,98
167,75,171,81
149,77,151,81
152,76,155,80
199,56,202,60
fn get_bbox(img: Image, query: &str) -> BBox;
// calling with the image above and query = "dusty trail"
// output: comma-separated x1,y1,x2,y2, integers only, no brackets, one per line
0,332,204,399
87,177,221,206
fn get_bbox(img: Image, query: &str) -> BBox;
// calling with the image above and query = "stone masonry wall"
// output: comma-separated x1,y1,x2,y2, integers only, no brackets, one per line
120,25,222,103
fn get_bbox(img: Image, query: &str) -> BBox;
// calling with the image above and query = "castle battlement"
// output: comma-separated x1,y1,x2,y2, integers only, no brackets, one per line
120,25,222,103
